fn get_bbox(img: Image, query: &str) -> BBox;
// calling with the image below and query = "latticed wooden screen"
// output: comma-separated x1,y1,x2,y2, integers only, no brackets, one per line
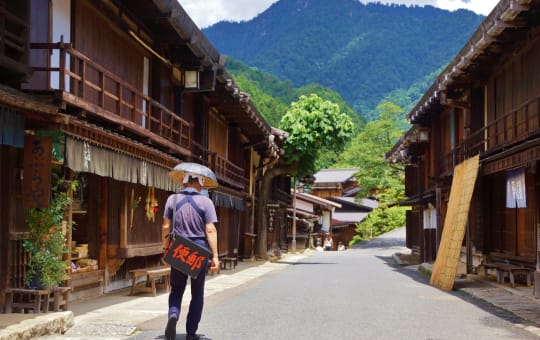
9,239,30,288
430,155,479,290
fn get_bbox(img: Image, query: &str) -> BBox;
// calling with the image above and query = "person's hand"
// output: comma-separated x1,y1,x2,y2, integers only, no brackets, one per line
210,256,220,273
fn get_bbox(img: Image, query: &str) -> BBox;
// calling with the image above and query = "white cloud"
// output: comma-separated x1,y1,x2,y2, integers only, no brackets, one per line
179,0,279,29
178,0,500,29
358,0,498,15
435,0,499,15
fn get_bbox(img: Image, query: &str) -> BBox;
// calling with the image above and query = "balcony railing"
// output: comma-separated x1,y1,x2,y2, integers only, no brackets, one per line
29,43,190,150
0,4,29,74
191,141,246,190
439,96,540,175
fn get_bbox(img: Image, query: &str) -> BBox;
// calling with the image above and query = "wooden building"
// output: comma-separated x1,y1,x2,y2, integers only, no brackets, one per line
285,192,341,252
310,168,377,247
311,168,361,198
1,0,278,309
387,0,540,273
328,197,378,248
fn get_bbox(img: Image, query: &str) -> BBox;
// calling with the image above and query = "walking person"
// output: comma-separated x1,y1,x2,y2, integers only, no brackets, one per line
162,163,220,340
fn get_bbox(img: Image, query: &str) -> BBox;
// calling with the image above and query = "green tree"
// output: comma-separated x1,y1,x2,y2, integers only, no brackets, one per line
280,94,355,177
335,102,408,244
255,94,354,258
336,101,406,202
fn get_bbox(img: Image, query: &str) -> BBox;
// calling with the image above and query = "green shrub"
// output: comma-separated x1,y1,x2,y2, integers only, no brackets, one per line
23,175,76,289
350,205,408,245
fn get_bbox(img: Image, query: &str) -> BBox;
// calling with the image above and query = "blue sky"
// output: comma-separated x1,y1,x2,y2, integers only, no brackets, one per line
178,0,499,29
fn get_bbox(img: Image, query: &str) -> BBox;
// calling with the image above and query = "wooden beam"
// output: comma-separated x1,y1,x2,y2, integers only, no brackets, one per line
445,98,470,110
118,244,162,258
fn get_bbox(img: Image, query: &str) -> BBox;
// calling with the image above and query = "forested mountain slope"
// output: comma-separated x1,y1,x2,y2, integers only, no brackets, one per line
226,58,365,129
203,0,484,120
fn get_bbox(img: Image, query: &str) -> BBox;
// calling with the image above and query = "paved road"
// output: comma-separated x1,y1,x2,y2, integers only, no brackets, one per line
132,229,537,340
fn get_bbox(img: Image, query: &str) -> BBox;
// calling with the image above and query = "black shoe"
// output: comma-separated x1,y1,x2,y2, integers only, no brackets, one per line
164,314,178,340
186,334,201,340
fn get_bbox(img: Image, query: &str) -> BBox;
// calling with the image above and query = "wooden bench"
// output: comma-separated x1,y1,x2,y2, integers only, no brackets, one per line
496,264,535,288
220,249,238,270
129,266,171,297
483,261,507,280
51,286,72,311
483,254,536,288
5,288,50,313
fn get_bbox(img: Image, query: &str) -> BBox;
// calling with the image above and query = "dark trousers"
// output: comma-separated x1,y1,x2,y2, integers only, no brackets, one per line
168,238,208,335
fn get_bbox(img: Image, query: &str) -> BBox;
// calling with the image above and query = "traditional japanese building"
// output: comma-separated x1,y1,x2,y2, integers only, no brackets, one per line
310,168,377,247
387,0,540,276
1,0,279,309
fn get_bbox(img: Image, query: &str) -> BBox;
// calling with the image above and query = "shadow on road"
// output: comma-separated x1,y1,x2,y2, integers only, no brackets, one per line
377,255,528,329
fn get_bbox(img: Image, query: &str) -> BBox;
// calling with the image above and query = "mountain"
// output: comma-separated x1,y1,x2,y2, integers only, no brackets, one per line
226,58,365,129
203,0,485,120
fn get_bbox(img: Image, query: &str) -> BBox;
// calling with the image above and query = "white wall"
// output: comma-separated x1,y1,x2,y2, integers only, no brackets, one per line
51,0,71,90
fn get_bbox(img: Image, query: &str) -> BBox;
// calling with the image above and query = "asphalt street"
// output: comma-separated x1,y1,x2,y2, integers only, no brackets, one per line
130,229,538,340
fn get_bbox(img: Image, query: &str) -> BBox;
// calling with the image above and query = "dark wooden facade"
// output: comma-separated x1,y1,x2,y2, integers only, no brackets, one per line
387,0,540,270
0,0,279,310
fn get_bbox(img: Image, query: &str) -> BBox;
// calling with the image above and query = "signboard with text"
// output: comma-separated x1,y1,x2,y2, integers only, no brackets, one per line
163,235,211,278
23,135,52,209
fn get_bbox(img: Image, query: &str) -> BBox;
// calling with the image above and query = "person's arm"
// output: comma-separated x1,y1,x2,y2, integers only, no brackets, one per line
162,217,171,251
205,222,220,272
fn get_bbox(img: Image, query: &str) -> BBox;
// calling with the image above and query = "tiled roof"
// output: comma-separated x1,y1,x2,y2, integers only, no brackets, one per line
327,196,378,210
313,168,360,184
332,212,369,224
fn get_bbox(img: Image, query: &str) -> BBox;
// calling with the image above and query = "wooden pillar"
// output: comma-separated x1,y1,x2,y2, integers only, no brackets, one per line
98,177,109,291
66,170,74,287
436,187,442,254
120,184,128,249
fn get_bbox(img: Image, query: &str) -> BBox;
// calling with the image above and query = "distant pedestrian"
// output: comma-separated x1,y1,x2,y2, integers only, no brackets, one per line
162,170,220,340
324,235,333,251
337,241,346,251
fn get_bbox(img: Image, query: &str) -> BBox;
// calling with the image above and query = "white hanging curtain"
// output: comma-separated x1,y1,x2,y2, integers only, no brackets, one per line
506,168,527,208
65,137,176,192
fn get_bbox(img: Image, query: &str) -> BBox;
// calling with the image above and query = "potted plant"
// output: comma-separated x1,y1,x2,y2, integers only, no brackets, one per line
23,174,77,289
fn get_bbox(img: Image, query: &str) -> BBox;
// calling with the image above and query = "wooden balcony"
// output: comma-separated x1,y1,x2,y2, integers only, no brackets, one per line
191,141,246,190
28,43,191,155
439,96,540,175
0,3,29,77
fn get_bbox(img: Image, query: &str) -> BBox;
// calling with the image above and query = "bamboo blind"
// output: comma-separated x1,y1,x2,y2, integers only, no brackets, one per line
430,154,479,290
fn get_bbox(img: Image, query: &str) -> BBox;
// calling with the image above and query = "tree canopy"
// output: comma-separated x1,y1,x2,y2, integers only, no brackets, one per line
279,94,355,177
335,101,406,203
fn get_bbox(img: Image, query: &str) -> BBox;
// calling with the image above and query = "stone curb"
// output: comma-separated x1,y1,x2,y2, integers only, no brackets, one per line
0,311,73,340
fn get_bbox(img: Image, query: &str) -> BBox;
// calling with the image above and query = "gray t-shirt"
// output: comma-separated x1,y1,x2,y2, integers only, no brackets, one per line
163,188,218,238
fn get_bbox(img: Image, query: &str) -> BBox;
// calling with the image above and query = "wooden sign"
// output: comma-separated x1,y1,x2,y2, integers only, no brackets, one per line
23,135,52,208
163,235,211,278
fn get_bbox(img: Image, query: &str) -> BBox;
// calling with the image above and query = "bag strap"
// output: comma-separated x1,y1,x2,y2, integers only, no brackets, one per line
170,191,205,238
175,195,204,219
